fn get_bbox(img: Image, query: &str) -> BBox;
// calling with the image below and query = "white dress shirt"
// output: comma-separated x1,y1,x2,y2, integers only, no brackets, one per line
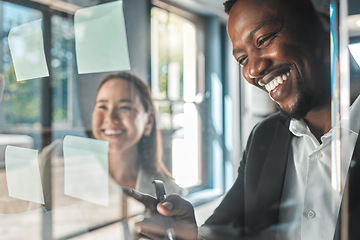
277,95,360,240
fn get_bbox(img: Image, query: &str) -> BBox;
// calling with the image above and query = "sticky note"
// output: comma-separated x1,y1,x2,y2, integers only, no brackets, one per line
63,135,109,206
74,1,131,74
8,19,49,81
5,146,44,204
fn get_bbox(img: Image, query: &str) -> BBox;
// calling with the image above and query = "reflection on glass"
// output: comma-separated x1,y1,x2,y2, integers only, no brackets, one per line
74,1,130,74
5,146,44,204
349,42,360,67
8,19,49,81
63,135,109,206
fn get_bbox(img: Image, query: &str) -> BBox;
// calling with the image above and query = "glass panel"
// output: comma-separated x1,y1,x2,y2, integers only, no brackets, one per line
0,3,44,239
0,0,224,239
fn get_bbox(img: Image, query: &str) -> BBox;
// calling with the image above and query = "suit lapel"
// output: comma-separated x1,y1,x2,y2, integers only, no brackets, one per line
245,116,293,230
255,121,293,205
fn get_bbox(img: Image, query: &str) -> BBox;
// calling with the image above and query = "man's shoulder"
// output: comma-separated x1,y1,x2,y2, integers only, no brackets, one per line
252,112,290,135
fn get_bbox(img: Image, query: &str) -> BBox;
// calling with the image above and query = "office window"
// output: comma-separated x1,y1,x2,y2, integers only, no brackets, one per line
151,7,203,188
1,2,42,130
51,15,76,128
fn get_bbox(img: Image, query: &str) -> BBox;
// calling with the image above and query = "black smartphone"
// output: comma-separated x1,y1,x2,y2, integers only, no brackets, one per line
152,180,166,202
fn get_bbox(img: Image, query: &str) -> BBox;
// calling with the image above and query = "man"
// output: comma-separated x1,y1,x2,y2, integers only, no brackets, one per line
126,0,360,239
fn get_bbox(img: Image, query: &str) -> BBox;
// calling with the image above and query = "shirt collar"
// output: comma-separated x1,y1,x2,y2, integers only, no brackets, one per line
289,95,360,139
289,119,309,137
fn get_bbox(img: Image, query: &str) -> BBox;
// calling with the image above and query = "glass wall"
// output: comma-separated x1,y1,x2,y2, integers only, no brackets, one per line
1,0,358,239
0,0,232,239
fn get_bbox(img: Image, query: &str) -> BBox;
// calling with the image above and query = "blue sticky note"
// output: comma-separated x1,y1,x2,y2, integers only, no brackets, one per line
5,146,44,204
8,19,49,81
74,1,131,74
63,135,109,206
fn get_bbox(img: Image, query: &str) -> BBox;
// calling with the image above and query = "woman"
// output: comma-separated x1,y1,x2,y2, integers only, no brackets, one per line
91,72,183,195
38,72,183,239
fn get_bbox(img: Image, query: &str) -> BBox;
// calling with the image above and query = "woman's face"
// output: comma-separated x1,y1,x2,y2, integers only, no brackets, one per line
92,78,153,154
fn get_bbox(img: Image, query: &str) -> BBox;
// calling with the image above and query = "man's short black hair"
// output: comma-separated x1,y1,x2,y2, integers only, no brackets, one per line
224,0,321,17
223,0,238,14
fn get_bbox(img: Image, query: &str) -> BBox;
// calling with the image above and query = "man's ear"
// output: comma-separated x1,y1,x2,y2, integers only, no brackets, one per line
144,113,154,136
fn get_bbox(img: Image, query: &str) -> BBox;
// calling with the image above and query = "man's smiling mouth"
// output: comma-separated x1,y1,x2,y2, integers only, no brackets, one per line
261,71,290,92
257,66,292,93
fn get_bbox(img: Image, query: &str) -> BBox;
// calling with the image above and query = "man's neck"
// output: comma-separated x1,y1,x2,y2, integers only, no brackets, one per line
304,105,332,142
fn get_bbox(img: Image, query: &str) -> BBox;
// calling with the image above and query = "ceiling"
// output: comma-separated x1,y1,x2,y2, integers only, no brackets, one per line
29,0,360,35
29,0,360,16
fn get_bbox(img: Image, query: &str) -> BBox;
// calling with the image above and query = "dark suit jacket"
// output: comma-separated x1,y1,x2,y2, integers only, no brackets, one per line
201,112,360,240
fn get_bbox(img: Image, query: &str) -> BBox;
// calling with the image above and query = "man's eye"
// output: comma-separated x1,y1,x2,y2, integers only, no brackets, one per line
257,33,276,48
98,105,107,110
237,56,248,66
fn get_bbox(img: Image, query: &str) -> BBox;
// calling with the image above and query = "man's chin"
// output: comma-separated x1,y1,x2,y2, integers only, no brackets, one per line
276,87,315,120
277,103,309,120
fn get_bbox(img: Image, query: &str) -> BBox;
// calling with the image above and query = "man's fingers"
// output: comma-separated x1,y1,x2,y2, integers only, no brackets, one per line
136,214,197,240
122,187,158,211
157,194,196,220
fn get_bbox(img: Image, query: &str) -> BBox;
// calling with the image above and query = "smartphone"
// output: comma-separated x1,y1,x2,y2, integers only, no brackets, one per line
152,180,166,202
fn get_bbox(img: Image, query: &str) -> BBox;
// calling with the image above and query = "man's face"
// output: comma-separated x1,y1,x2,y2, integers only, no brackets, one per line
227,0,329,119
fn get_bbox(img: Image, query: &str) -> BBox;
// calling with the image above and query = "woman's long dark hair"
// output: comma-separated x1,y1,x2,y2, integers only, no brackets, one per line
95,72,172,178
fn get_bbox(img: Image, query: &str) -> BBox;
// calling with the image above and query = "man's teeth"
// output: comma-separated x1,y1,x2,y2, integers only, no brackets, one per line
265,72,290,92
104,129,123,135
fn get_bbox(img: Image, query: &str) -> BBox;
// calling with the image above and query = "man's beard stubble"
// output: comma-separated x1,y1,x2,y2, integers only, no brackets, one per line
278,78,314,120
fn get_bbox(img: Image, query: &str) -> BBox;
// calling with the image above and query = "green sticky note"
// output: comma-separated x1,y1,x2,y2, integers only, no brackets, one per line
63,135,109,206
5,146,44,204
8,19,49,81
74,1,131,74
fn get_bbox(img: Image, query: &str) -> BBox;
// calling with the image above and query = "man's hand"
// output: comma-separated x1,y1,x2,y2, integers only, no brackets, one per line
123,187,198,240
